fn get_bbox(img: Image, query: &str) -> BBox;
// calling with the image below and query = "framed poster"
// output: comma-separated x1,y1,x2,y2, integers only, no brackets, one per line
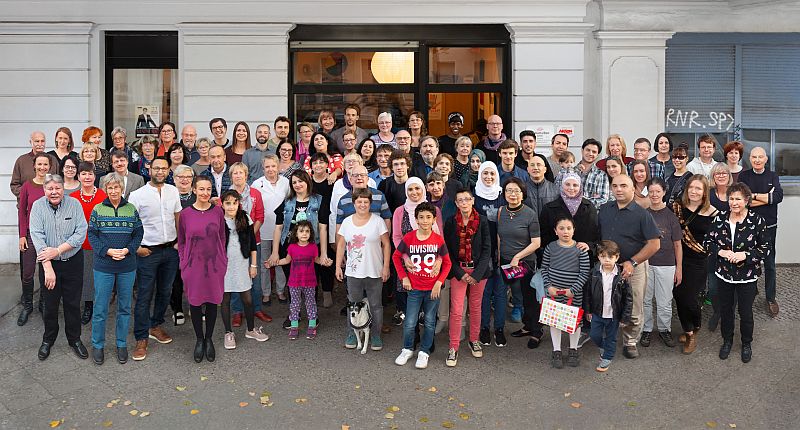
135,105,160,137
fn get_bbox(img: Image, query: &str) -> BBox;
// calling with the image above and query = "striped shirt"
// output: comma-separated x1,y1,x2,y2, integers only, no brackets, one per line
541,241,590,307
335,186,392,225
29,195,87,260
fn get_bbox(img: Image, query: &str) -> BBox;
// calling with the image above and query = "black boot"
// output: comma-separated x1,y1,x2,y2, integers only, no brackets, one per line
193,339,205,363
17,290,34,326
81,301,93,325
205,338,216,362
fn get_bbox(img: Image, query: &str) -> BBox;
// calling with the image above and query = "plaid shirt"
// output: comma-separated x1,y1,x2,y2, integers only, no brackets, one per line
627,160,665,179
582,166,610,209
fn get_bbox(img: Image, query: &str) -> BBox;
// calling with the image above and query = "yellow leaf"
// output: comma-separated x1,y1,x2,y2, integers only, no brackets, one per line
570,402,582,409
190,409,200,415
459,413,470,420
266,402,274,407
239,402,249,408
354,385,361,389
729,425,737,429
706,422,718,428
428,386,437,392
123,400,132,406
183,400,192,407
110,399,120,405
626,401,638,407
105,403,114,408
200,376,208,381
248,392,255,397
386,406,400,412
260,396,270,405
385,413,395,419
448,396,455,401
129,410,138,416
420,417,429,423
442,421,455,428
342,425,350,430
139,412,150,418
458,403,465,407
295,398,307,404
101,421,113,428
176,386,187,392
49,420,63,428
390,425,399,430
228,379,235,383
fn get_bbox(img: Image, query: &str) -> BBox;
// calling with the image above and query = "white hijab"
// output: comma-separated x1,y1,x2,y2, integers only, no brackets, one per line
475,161,502,200
403,177,427,230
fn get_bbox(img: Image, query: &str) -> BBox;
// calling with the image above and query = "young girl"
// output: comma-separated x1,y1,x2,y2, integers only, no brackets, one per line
541,217,590,369
221,190,269,350
270,220,326,340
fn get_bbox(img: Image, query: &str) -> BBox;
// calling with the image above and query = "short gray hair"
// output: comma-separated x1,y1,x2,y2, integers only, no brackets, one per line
111,126,127,139
196,137,212,149
174,164,194,177
101,172,125,189
44,174,64,186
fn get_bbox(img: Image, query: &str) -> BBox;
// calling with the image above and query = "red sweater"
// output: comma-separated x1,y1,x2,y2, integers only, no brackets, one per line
71,188,107,250
392,230,451,291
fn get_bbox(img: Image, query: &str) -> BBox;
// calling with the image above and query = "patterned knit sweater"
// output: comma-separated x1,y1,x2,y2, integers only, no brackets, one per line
87,198,144,274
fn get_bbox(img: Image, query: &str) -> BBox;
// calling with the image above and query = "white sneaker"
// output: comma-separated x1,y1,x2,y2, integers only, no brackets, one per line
395,348,414,366
415,351,430,369
224,332,236,350
245,326,270,342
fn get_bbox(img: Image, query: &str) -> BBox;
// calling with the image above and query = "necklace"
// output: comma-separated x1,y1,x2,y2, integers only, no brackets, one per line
79,187,97,203
507,204,523,220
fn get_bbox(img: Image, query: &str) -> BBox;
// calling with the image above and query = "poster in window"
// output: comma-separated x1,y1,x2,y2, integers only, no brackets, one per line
135,105,160,137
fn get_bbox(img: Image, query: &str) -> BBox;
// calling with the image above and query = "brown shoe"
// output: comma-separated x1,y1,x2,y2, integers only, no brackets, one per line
682,332,697,354
132,339,148,361
149,326,173,344
767,301,779,318
678,333,686,343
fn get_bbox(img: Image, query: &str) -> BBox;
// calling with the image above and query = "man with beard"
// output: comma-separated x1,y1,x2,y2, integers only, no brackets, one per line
331,104,368,154
243,123,274,183
180,125,200,164
578,138,609,209
515,130,537,170
411,136,439,180
267,116,290,150
475,114,506,165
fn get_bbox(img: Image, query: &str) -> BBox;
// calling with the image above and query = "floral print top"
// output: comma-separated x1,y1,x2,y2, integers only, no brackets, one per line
704,210,770,283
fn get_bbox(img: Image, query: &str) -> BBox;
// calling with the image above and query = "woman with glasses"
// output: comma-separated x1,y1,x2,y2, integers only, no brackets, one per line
296,122,314,164
81,126,111,175
60,155,81,196
156,122,177,157
371,112,396,148
109,127,139,167
133,135,158,182
666,143,693,207
408,111,426,149
706,162,734,331
277,139,302,179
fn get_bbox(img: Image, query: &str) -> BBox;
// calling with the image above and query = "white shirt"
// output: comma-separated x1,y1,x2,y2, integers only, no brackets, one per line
600,266,618,319
686,158,715,179
128,182,182,246
211,165,226,197
338,213,388,279
251,175,290,240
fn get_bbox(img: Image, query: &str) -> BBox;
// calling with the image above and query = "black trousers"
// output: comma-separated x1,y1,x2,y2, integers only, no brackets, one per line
718,279,757,345
674,255,706,332
170,268,184,313
508,265,541,338
39,251,84,344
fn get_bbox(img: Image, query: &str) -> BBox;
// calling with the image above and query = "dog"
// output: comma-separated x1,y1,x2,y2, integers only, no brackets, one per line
347,299,372,355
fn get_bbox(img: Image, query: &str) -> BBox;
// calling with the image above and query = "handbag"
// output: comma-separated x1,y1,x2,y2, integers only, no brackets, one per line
538,295,584,334
501,262,530,280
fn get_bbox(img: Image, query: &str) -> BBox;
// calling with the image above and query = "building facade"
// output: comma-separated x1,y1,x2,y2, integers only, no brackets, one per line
2,0,799,262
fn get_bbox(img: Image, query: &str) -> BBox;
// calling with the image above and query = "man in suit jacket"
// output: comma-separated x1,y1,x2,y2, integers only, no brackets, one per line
136,108,157,129
105,150,145,199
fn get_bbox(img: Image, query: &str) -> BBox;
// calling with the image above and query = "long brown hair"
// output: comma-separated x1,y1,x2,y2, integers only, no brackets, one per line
232,121,252,150
55,127,75,152
681,174,712,212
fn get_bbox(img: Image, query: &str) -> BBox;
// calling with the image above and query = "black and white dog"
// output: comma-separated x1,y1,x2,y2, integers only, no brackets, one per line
347,299,372,354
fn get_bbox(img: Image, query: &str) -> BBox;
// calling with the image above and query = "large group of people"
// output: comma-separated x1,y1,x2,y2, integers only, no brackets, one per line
11,105,782,370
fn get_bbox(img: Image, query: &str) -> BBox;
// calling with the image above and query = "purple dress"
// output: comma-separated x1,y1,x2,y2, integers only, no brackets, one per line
178,204,227,306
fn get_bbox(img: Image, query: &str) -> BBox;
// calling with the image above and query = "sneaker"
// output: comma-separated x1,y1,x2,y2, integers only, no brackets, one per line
596,358,612,372
288,327,299,340
306,326,317,340
132,339,147,361
494,329,507,347
566,348,580,367
446,348,458,367
577,332,591,348
344,332,357,349
551,350,564,369
392,311,405,326
282,317,291,330
232,313,242,327
719,341,732,360
659,331,676,347
468,341,483,358
245,326,270,342
224,332,236,349
510,328,531,338
173,311,185,326
370,336,383,351
509,307,522,323
767,300,779,318
741,342,752,363
479,327,491,345
148,326,173,344
254,311,273,322
415,351,430,369
640,331,652,347
395,348,414,365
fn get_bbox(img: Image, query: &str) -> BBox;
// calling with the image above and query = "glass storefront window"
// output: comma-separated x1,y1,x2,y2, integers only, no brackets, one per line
429,47,502,84
427,92,500,138
294,93,415,133
293,51,414,85
741,129,771,170
112,69,178,139
774,130,800,176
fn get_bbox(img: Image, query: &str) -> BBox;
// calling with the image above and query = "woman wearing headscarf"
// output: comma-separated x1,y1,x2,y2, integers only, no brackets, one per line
538,173,599,260
460,149,485,193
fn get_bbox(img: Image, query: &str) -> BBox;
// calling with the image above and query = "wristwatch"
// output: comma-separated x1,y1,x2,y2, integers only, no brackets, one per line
629,258,639,268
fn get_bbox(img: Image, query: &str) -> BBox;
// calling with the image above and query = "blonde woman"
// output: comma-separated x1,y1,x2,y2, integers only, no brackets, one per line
79,143,108,185
596,134,634,171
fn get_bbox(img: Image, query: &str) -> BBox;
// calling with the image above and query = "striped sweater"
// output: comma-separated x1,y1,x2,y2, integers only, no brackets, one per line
87,198,144,274
541,241,590,307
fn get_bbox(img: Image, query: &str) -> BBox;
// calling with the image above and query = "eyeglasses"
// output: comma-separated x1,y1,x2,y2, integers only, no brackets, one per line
211,125,225,131
487,122,502,126
151,167,169,171
279,148,293,152
351,173,367,178
343,138,356,142
713,172,728,176
673,155,688,160
505,189,522,195
456,197,473,203
63,165,77,170
396,136,411,141
176,175,194,180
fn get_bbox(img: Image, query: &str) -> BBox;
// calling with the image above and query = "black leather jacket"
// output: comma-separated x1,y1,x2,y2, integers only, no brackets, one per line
583,264,633,323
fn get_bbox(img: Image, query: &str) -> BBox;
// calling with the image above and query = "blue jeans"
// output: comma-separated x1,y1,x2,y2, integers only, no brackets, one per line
403,289,439,354
764,226,777,302
232,245,262,313
134,247,179,340
480,270,506,331
589,314,619,361
92,270,136,349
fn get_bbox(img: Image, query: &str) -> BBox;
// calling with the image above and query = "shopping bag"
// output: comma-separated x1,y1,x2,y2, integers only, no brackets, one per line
538,296,583,334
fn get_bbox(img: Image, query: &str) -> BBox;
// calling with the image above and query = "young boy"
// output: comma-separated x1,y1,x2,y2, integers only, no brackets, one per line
584,240,633,372
392,202,452,369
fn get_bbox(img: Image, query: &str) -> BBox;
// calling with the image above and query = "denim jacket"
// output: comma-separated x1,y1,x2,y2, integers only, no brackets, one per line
280,194,322,244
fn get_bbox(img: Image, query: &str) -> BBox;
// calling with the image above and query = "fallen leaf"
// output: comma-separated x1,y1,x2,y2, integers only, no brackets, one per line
564,392,571,398
458,403,465,407
260,396,270,405
200,376,208,381
105,403,114,408
385,413,395,419
139,412,150,418
123,400,132,406
442,421,455,428
428,386,437,392
110,399,120,405
706,422,718,428
389,424,399,430
420,417,429,423
295,398,307,404
728,425,737,429
176,386,187,392
459,413,470,420
239,402,249,408
129,410,138,416
266,402,274,407
183,400,192,407
387,406,400,412
190,409,200,415
228,379,235,383
354,385,361,389
49,420,63,428
342,425,350,430
570,402,582,408
248,392,255,397
626,401,638,407
101,421,112,428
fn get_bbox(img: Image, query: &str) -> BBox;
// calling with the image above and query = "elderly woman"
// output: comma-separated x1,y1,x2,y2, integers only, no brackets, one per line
460,148,485,192
86,173,144,364
453,136,473,182
191,137,212,176
71,161,108,326
296,122,314,163
79,143,109,184
444,188,492,365
48,127,77,164
497,178,542,349
525,153,559,215
16,153,52,326
277,139,302,179
672,175,717,354
252,155,291,306
706,162,734,331
371,112,396,147
704,183,768,363
723,141,744,183
318,109,336,135
133,135,158,182
81,126,111,174
650,133,675,178
630,159,652,209
110,126,139,166
304,131,343,183
596,134,634,171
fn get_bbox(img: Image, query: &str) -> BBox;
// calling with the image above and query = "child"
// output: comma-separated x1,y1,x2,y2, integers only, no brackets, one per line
392,202,452,369
558,151,576,170
221,190,269,350
584,240,633,372
541,217,590,369
270,220,327,340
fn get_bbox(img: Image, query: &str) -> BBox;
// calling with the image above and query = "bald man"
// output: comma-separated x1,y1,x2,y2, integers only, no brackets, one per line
475,114,506,165
180,125,200,164
738,146,783,317
201,145,231,201
11,131,58,200
598,174,661,359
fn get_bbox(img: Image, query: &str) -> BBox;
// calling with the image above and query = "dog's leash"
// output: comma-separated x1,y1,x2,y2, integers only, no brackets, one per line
350,311,373,330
